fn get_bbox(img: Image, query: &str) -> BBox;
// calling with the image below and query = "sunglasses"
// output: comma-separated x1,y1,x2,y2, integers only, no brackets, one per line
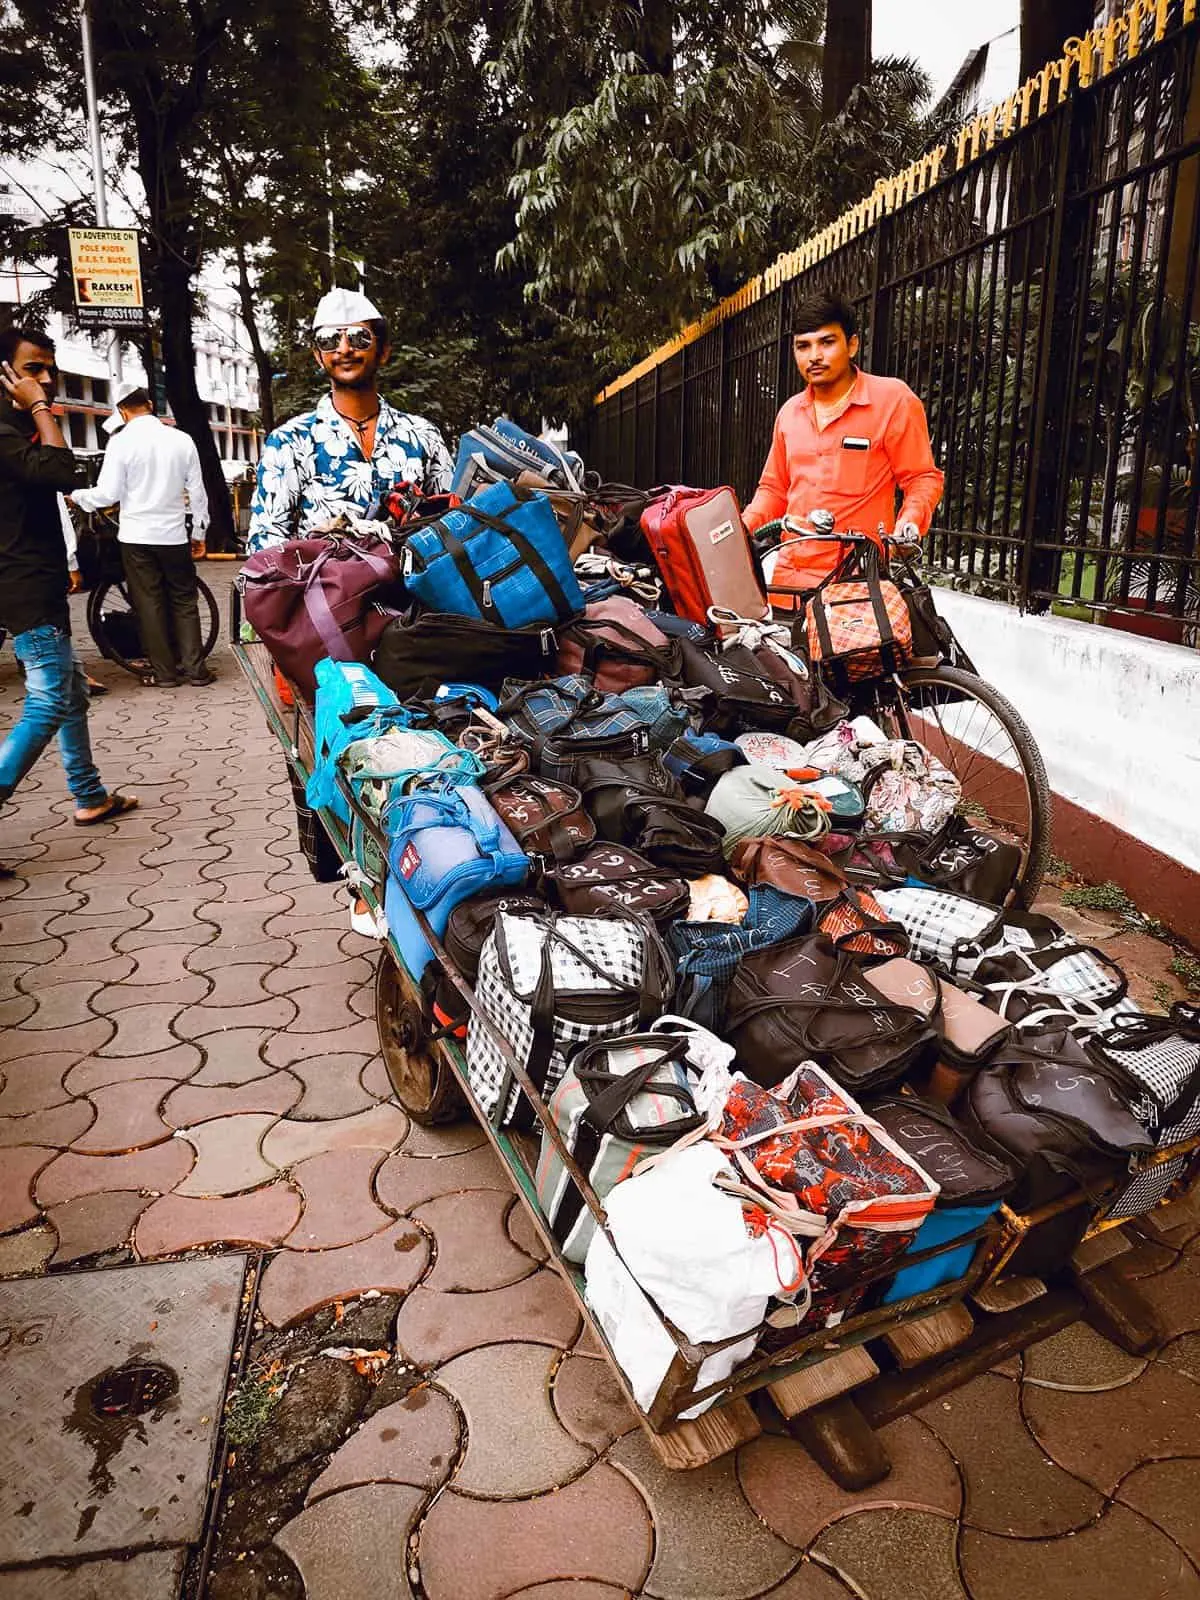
313,325,375,353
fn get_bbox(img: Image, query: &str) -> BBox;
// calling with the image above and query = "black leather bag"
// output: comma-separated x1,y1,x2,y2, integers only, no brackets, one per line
960,1026,1155,1274
374,608,557,699
550,843,690,928
669,638,803,736
574,755,726,877
725,933,940,1093
841,816,1023,908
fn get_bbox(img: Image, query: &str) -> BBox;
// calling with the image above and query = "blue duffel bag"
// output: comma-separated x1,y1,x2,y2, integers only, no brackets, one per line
307,658,399,823
401,481,584,630
384,778,528,979
450,417,584,498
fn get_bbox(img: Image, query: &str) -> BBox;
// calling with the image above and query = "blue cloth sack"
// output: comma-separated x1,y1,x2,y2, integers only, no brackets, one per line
450,417,584,498
616,686,696,751
308,659,399,823
384,779,528,979
669,886,814,1030
402,481,584,629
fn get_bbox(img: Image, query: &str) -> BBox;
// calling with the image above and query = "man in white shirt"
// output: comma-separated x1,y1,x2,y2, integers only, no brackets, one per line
71,382,212,688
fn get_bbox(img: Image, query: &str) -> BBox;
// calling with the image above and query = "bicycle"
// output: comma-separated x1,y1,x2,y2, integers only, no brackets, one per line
751,514,1052,903
77,509,220,679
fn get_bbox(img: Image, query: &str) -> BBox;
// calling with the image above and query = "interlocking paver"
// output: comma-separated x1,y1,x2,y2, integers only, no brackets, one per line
262,1018,383,1065
265,955,376,994
68,1077,182,1153
256,1219,431,1326
417,1463,653,1600
1116,1457,1200,1558
90,975,210,1014
306,1387,461,1501
1023,1359,1200,1494
64,1041,202,1094
960,1504,1200,1600
17,950,134,990
163,1071,302,1128
375,1145,509,1214
17,978,105,1030
276,1482,423,1600
0,1145,58,1231
813,1510,967,1600
175,1113,282,1195
611,1431,797,1600
187,936,295,972
1157,1330,1200,1382
285,1148,393,1249
394,1271,582,1367
33,1140,194,1207
413,1190,541,1292
187,1028,276,1085
94,1002,186,1058
260,1103,409,1168
360,1055,393,1103
1116,1233,1200,1339
1022,1319,1148,1391
915,1374,1097,1536
439,1343,593,1496
135,1182,303,1257
194,962,277,1007
285,1054,380,1121
552,1353,638,1451
0,1221,56,1276
0,1099,94,1150
0,993,36,1027
174,993,297,1039
48,1190,149,1263
0,1053,77,1114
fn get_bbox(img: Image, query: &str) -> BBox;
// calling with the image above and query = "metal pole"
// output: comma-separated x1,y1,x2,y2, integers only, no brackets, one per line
323,134,336,285
78,0,123,384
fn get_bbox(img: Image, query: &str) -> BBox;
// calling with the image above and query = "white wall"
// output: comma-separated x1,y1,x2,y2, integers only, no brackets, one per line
933,589,1200,873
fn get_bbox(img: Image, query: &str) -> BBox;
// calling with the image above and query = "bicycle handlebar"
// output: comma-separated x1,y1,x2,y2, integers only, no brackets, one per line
751,514,921,561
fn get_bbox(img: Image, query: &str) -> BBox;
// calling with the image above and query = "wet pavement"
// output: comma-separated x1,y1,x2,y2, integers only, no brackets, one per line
0,566,1198,1599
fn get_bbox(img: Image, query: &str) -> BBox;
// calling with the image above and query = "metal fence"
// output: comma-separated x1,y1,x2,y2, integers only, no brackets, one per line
581,18,1200,641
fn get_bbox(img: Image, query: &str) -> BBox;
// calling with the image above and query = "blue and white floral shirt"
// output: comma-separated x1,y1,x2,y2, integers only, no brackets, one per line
246,393,455,553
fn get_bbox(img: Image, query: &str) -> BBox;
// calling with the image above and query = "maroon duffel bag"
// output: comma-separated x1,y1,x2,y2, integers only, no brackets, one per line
240,532,404,698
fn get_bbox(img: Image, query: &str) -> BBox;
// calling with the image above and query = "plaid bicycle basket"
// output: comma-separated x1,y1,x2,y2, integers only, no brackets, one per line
801,544,913,691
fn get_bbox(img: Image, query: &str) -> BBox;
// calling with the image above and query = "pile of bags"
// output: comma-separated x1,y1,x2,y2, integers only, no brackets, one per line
239,417,1200,1417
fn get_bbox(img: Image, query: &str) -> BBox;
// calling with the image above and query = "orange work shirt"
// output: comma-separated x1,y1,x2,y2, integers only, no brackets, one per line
743,368,944,590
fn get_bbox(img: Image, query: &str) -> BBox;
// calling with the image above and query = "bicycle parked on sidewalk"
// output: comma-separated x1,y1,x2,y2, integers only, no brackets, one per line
751,513,1052,902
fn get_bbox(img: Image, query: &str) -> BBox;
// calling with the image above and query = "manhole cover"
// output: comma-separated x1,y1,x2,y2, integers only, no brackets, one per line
0,1255,245,1575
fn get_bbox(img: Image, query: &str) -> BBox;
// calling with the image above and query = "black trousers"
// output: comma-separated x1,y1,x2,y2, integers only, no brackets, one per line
121,543,204,682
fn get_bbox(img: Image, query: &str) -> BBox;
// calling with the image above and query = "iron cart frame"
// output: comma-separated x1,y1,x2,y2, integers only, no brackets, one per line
231,592,1198,1485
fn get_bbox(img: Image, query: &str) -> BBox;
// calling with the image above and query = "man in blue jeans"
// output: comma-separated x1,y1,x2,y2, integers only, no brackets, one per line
0,326,136,871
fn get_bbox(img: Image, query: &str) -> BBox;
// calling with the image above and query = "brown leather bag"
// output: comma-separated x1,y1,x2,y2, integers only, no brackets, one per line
555,597,674,694
730,836,847,904
482,773,595,867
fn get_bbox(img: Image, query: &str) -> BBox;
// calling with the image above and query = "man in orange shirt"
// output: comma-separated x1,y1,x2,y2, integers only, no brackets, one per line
743,292,944,595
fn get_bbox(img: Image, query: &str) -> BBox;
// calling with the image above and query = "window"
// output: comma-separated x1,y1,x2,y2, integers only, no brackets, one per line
68,411,88,448
92,377,109,405
64,373,85,401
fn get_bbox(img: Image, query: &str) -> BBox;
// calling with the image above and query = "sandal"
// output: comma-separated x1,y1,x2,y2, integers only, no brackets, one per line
75,792,139,827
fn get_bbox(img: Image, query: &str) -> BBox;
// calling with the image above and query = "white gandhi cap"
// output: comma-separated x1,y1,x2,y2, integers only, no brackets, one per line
312,287,382,330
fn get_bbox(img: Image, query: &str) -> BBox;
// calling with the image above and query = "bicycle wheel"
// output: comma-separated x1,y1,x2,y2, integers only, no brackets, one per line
87,575,221,675
872,662,1052,903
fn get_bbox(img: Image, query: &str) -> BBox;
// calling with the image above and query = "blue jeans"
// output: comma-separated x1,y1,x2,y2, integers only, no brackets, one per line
0,625,107,808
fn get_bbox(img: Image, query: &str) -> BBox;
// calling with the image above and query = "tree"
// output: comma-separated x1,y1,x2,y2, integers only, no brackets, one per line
1020,0,1097,80
822,0,872,118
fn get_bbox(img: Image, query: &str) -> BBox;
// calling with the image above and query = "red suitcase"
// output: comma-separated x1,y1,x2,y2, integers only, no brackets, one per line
640,486,768,629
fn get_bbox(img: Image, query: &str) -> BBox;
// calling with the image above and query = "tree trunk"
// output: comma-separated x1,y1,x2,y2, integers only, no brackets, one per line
636,0,674,76
1020,0,1096,81
823,0,872,119
157,251,236,551
232,235,276,436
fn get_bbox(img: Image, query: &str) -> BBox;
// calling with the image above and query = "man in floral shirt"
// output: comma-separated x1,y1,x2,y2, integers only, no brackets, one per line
247,288,454,552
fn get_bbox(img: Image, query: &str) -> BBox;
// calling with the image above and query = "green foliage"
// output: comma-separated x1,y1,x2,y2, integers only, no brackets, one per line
1060,880,1136,913
225,1374,282,1447
1169,953,1200,994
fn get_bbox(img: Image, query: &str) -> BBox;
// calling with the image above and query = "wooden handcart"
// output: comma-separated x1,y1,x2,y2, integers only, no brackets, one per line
232,605,1198,1486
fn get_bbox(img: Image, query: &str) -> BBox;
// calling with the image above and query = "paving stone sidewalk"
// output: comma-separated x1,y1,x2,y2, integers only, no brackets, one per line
1,568,1199,1600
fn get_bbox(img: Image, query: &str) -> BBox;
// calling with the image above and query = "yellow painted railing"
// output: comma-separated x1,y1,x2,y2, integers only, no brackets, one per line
594,0,1198,405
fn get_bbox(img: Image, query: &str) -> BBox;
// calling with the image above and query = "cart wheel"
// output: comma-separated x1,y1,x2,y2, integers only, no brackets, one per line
375,951,464,1125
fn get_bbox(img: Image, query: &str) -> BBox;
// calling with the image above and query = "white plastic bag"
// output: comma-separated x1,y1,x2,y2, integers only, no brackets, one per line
583,1143,795,1418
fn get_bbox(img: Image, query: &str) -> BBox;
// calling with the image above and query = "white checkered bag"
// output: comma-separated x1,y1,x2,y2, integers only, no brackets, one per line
971,937,1127,1009
873,887,1001,969
467,911,673,1130
1095,1005,1200,1220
